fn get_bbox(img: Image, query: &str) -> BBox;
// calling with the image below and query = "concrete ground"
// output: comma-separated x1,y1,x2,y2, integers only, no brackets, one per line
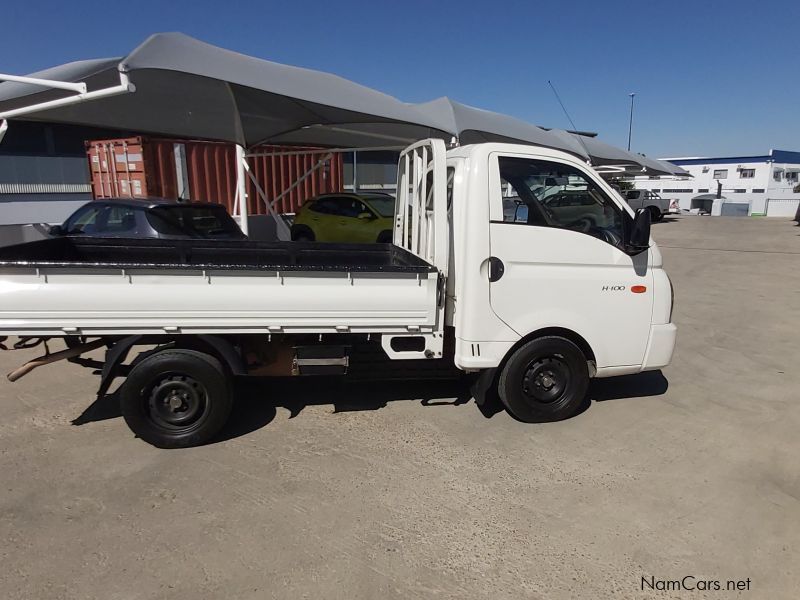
1,216,798,599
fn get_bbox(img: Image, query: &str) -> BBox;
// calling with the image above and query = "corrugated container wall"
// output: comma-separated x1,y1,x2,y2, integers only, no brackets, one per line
86,137,343,214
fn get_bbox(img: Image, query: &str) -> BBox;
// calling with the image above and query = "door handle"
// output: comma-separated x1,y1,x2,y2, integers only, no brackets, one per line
488,257,504,282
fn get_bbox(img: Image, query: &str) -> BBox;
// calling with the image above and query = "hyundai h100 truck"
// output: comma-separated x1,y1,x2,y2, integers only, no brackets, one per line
0,140,676,448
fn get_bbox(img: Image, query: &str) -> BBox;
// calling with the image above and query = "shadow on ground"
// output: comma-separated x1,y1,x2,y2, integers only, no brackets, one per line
71,370,669,444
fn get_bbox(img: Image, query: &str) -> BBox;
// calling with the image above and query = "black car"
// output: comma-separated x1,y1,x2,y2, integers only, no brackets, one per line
50,198,246,240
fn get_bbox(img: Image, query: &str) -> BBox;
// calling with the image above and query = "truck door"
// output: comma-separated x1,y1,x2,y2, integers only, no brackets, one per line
487,152,653,368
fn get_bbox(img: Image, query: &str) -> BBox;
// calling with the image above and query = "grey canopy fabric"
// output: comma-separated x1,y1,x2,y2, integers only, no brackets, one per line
412,97,589,159
546,131,689,177
0,32,687,178
0,33,448,147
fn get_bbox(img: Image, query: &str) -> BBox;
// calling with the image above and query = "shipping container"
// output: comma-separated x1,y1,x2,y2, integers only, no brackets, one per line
86,137,343,214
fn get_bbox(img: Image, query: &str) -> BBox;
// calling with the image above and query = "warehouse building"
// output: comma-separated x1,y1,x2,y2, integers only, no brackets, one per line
0,122,123,225
628,150,800,217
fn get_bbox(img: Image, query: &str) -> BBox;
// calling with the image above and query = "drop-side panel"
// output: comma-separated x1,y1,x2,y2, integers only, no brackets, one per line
0,269,438,336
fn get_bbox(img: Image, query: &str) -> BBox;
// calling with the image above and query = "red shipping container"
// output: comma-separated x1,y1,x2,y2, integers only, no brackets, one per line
85,137,343,214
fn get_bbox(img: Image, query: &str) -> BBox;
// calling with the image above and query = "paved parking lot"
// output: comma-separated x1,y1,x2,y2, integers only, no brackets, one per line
1,216,798,599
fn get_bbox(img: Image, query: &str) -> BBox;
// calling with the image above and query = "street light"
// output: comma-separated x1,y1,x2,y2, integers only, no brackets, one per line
627,92,636,151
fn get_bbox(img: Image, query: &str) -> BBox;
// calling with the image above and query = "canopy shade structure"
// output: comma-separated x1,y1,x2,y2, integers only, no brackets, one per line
0,31,687,177
0,33,450,148
411,97,590,160
549,132,690,177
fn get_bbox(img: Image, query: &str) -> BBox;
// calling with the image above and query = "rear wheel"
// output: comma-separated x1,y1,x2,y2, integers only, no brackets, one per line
498,336,589,422
120,349,233,448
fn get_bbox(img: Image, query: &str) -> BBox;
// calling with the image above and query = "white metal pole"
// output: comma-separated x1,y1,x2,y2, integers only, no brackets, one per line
0,73,87,93
235,144,249,236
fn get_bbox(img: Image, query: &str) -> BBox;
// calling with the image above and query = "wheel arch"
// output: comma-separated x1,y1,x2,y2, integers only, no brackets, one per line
169,335,246,376
505,327,596,369
97,334,245,397
290,224,315,241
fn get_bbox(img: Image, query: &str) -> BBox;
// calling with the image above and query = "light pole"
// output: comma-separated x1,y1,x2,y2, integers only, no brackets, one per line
627,92,636,151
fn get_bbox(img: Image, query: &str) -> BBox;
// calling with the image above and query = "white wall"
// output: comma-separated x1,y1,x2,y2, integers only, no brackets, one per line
0,194,90,225
629,155,800,216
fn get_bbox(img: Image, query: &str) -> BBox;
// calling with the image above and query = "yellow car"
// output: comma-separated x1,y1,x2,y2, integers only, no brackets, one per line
291,193,395,243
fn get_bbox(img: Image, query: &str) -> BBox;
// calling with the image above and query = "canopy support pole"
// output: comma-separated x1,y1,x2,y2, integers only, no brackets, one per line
0,72,135,120
271,153,334,208
235,144,249,236
243,167,291,240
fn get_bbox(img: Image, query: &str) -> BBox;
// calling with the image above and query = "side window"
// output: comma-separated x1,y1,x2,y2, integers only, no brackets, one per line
353,200,371,216
332,197,361,218
101,205,137,233
309,197,337,215
65,205,104,234
497,157,625,247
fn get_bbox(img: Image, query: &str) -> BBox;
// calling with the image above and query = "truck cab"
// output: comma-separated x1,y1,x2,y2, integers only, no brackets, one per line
438,143,675,376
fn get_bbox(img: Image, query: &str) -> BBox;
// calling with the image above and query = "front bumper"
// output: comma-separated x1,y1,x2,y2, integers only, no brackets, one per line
642,323,677,371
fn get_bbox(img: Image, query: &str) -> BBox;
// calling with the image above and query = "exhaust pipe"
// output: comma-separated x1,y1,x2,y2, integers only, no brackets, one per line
7,338,106,382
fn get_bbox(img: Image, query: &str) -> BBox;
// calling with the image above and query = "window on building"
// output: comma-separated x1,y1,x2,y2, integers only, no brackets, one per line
773,171,782,182
698,188,709,193
787,172,799,182
662,189,693,193
651,189,661,193
713,169,728,179
739,169,755,178
752,188,765,193
733,189,746,193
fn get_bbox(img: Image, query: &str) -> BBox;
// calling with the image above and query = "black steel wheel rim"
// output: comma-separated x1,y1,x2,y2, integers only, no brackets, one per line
147,374,209,430
522,357,569,404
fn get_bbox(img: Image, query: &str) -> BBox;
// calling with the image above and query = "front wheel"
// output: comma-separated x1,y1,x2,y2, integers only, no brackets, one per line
120,349,233,448
498,336,589,422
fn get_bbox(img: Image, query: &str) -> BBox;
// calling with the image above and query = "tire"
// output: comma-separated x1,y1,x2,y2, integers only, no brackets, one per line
649,206,663,222
120,349,233,449
498,336,589,423
376,230,393,243
291,226,315,242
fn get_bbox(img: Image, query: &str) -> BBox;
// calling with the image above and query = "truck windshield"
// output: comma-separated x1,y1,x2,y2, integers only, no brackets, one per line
147,206,244,238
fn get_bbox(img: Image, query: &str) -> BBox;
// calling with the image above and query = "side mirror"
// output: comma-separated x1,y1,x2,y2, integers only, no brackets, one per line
626,208,651,254
48,224,65,236
357,212,374,220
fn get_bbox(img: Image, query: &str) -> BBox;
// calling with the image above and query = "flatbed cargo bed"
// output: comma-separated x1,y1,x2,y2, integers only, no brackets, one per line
0,237,440,337
0,237,435,273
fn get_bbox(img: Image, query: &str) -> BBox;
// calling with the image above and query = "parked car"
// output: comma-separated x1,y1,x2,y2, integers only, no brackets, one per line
291,193,395,243
49,198,246,240
623,190,669,222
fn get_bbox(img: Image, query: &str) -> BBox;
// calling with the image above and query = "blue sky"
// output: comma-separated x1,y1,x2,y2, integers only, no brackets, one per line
2,0,798,157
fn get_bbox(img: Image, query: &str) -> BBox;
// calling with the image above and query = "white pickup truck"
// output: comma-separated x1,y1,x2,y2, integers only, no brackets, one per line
0,140,676,448
623,189,671,221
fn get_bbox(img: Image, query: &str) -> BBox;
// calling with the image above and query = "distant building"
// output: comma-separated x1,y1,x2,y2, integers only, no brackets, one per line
0,122,126,225
628,150,800,217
